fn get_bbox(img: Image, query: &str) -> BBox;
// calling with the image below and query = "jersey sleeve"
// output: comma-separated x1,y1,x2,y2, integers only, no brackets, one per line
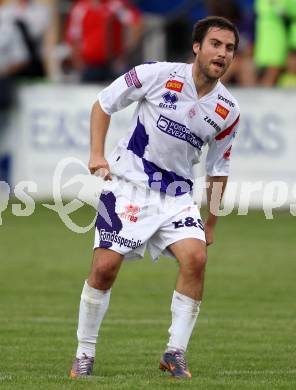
98,63,159,115
206,113,240,177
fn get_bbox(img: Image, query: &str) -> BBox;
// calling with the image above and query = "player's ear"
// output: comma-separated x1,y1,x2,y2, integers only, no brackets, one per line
193,42,200,55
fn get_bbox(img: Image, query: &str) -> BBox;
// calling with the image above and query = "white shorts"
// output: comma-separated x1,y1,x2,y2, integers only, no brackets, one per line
94,178,205,261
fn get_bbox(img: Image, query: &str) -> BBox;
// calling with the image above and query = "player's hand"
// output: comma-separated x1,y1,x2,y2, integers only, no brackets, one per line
204,222,215,246
88,155,112,181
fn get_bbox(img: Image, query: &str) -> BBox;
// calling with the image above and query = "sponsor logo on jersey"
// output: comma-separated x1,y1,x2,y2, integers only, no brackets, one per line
165,79,184,92
156,115,203,149
223,145,232,160
124,67,142,89
204,116,221,133
120,204,140,223
99,229,142,249
159,91,178,110
218,94,235,107
215,103,229,120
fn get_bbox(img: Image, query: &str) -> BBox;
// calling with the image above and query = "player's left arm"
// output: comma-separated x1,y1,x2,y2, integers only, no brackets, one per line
204,110,240,246
205,175,228,246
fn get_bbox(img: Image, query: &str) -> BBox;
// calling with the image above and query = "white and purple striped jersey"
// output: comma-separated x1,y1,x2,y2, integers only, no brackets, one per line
98,61,240,197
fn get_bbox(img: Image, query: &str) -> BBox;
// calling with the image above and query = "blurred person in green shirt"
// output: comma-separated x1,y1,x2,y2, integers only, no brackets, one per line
255,0,296,85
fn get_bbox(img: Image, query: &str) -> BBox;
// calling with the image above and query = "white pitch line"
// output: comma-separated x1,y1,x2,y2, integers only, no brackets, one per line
220,369,296,375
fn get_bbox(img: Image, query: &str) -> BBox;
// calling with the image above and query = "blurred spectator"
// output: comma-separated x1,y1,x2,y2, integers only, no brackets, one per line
136,0,208,62
1,0,59,81
64,0,143,83
107,0,143,75
0,0,29,186
277,50,296,87
254,0,296,86
0,0,29,114
286,0,296,49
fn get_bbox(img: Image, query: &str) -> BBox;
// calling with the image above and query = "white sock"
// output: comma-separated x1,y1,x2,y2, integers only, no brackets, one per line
166,290,201,353
76,280,111,358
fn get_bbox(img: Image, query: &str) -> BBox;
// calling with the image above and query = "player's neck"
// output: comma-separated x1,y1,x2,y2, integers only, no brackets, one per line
192,63,218,98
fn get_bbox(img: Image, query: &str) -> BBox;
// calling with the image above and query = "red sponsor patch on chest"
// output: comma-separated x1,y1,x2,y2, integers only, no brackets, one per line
165,80,184,92
215,103,229,120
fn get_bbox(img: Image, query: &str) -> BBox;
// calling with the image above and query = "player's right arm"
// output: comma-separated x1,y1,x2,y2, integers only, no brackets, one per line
88,101,112,180
89,62,160,179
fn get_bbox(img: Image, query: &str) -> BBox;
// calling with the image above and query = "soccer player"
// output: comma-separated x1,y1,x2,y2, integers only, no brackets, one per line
70,16,240,379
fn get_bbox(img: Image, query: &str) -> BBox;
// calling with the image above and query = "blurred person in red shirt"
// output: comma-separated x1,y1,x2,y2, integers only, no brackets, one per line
64,0,143,83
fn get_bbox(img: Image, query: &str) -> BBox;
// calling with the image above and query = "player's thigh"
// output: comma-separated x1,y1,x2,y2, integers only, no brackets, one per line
169,238,207,271
154,204,206,263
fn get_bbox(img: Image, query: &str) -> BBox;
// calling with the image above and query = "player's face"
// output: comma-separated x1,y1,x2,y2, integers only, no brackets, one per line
193,27,236,81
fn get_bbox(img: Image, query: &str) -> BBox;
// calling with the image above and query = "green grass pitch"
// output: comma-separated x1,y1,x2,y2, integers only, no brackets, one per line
0,204,295,389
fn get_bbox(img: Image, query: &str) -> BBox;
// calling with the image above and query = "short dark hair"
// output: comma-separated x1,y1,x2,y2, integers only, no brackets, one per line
192,16,239,52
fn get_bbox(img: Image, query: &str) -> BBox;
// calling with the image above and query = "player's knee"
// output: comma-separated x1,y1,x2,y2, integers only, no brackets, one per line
92,258,118,283
182,250,207,275
191,252,207,273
